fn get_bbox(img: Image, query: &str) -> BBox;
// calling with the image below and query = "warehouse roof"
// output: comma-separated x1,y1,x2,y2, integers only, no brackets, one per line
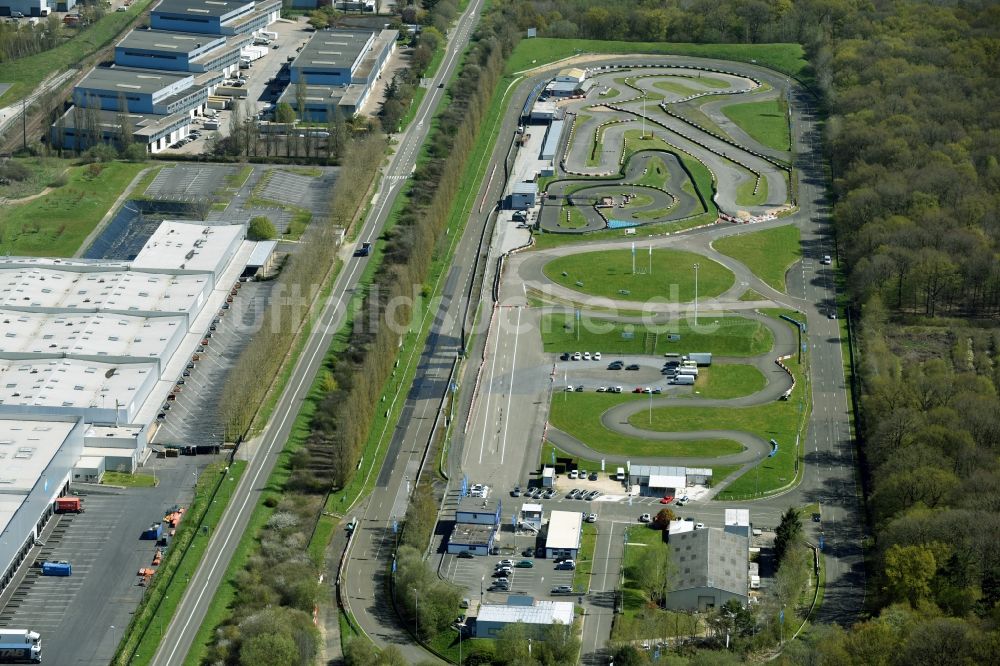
545,510,582,550
55,106,192,141
512,182,538,195
0,418,77,493
0,359,157,413
131,220,245,275
77,67,192,95
725,508,750,527
294,29,374,71
153,0,253,18
670,528,749,597
477,600,573,626
0,266,210,315
0,310,187,363
117,29,226,54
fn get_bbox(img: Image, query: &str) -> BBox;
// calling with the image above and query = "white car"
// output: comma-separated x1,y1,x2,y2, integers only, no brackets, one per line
583,352,592,361
569,470,579,479
497,559,514,568
639,513,652,523
695,522,705,529
572,352,582,361
593,352,602,360
596,386,607,392
586,513,598,523
612,386,623,393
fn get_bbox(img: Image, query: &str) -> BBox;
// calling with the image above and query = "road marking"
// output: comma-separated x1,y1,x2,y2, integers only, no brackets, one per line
499,307,522,465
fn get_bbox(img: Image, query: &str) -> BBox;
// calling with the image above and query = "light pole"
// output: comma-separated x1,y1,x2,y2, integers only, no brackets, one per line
413,588,419,637
693,263,700,321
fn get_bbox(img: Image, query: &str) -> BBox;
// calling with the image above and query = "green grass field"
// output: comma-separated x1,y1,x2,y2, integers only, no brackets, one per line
573,522,599,592
735,170,769,206
623,130,715,215
559,205,589,229
102,471,156,488
0,157,73,200
542,248,733,304
714,224,802,291
721,99,791,151
550,392,744,458
0,0,155,105
634,156,669,189
506,39,809,81
654,80,701,97
0,161,147,256
540,313,774,357
693,364,767,399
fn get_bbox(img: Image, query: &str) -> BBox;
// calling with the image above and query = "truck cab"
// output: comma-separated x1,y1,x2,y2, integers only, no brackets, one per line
0,629,41,663
354,242,372,258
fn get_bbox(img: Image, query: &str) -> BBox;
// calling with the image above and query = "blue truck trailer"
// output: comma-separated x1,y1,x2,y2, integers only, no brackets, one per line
40,561,71,577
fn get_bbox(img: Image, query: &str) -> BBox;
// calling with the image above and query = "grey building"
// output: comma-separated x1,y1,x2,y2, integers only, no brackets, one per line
475,597,574,638
510,182,538,210
666,528,749,612
448,497,501,556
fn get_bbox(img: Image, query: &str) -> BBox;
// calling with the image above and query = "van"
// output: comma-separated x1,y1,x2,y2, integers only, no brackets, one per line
752,528,763,537
672,374,696,385
615,467,625,481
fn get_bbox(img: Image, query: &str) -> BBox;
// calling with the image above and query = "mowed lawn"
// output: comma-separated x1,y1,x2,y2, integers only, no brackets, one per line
540,313,774,357
721,99,791,151
549,392,744,458
694,364,767,399
505,38,810,80
543,248,734,303
0,161,146,257
714,224,802,291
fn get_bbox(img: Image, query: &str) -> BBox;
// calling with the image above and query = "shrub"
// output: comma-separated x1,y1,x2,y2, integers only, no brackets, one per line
248,216,277,241
0,160,31,182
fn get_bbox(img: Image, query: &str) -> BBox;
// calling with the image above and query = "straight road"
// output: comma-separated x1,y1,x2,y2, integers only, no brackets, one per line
147,2,486,664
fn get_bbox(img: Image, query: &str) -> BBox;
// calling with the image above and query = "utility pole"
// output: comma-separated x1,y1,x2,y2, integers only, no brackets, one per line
22,98,27,151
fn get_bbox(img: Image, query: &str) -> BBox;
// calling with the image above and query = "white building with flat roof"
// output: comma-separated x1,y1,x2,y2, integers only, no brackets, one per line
0,416,85,599
0,310,187,372
131,220,246,279
0,359,158,424
475,599,574,638
545,510,582,559
725,508,751,539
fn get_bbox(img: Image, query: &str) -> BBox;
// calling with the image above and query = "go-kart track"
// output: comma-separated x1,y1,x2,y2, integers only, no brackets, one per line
535,64,792,233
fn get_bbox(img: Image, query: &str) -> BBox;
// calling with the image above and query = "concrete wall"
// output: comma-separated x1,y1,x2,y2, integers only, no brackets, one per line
664,586,747,612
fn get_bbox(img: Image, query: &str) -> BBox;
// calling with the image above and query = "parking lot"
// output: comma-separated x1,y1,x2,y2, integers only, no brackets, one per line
154,279,276,448
442,539,578,604
0,460,216,665
145,164,236,202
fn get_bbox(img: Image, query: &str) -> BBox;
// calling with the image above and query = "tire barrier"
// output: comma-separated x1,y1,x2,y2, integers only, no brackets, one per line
776,353,796,400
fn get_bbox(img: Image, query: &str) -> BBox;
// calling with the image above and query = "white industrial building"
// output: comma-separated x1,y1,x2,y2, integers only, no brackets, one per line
0,416,85,597
0,220,260,598
628,464,713,497
475,597,574,638
544,510,582,559
725,508,751,539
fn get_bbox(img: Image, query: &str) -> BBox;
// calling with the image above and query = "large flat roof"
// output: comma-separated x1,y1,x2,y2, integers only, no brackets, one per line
295,29,374,72
118,29,226,54
0,310,187,363
132,220,245,274
546,510,582,550
153,0,253,18
477,600,574,626
78,67,192,95
0,359,157,414
0,419,77,492
0,266,211,315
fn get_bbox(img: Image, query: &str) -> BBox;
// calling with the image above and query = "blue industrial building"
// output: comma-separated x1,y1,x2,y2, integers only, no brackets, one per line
279,28,397,120
115,30,250,76
150,0,280,36
72,67,209,116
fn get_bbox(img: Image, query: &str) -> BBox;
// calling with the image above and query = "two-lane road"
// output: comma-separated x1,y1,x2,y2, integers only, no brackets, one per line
148,2,486,664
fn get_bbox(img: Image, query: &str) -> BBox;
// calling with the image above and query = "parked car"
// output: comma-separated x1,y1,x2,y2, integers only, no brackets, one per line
560,352,570,361
497,559,514,568
457,551,474,559
626,364,640,371
588,472,598,481
611,386,623,393
575,385,584,392
593,352,602,360
583,352,591,360
551,585,574,595
596,386,607,392
555,560,576,570
639,513,652,523
511,486,521,497
608,361,624,370
572,352,582,360
542,488,556,499
515,560,534,568
585,513,598,523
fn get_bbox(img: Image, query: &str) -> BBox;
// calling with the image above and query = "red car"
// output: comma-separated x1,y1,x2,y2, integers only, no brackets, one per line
660,495,674,504
632,387,644,393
